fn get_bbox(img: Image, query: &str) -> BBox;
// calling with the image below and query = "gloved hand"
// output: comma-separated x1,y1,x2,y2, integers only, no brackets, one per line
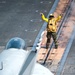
59,14,62,17
40,13,43,16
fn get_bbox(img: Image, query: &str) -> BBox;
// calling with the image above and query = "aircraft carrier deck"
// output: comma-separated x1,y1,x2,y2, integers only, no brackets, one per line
0,0,75,75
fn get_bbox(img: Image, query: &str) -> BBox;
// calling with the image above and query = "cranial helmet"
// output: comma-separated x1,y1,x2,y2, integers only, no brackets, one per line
6,37,26,49
49,14,54,18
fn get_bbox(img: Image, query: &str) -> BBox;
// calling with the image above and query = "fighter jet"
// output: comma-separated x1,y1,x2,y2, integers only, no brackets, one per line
0,37,54,75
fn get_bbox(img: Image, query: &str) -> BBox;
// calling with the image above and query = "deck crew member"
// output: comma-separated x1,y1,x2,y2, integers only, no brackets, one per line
40,13,62,49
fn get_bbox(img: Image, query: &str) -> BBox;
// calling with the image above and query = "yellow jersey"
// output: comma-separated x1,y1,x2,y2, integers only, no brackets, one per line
41,14,62,32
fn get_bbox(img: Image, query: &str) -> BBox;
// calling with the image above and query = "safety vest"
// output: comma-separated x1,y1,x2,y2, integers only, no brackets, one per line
41,13,62,32
47,18,57,32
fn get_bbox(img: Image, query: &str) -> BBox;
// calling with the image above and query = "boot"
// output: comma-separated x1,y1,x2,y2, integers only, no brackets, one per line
46,43,50,49
55,44,58,49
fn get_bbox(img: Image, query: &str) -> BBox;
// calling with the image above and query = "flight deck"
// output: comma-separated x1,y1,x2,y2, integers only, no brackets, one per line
0,0,75,75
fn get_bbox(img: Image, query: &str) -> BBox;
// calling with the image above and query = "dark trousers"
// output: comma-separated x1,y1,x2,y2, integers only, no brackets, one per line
46,32,58,48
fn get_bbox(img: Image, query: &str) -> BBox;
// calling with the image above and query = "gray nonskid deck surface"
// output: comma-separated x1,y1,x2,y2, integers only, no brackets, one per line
0,0,55,51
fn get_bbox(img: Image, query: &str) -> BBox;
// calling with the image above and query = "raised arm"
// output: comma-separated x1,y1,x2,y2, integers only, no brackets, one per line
40,13,48,22
55,15,62,22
